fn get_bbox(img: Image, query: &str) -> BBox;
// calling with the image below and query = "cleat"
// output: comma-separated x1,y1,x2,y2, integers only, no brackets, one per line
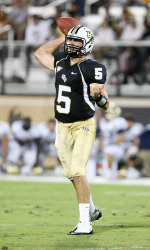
90,208,102,222
68,221,93,235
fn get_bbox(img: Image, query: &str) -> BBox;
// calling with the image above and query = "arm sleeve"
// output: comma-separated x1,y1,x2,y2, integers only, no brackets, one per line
86,60,107,85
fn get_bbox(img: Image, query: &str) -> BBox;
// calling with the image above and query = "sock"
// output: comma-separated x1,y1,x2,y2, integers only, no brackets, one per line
79,203,90,223
89,195,95,215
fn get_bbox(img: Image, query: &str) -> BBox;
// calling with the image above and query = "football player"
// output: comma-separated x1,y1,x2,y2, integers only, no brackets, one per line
99,102,128,178
123,115,144,178
7,117,40,175
34,25,109,235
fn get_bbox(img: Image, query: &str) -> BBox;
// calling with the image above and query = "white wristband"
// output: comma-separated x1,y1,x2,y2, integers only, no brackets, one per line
96,95,107,107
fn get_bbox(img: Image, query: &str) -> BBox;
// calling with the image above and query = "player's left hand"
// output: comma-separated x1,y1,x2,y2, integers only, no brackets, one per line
90,83,104,100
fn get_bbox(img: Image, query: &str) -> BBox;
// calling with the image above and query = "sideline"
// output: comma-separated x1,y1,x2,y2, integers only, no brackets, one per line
0,175,150,186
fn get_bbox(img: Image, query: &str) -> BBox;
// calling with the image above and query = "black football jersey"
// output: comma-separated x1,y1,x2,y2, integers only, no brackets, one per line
53,52,107,123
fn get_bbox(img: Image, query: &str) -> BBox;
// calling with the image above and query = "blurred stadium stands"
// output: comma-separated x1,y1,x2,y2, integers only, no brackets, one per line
0,0,149,96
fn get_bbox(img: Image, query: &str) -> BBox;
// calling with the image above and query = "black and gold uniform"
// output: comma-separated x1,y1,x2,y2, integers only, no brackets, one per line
54,52,107,123
54,52,107,180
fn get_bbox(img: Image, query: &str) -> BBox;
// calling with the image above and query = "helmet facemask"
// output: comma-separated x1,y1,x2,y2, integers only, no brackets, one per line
64,36,86,57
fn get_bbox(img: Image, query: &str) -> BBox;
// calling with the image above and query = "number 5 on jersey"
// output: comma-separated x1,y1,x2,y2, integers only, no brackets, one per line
56,85,71,114
95,68,103,80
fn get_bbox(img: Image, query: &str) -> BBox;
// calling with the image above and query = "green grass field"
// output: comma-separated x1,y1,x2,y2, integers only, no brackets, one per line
0,181,150,249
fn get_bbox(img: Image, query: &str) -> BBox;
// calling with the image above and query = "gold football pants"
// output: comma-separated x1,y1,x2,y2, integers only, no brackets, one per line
57,117,96,180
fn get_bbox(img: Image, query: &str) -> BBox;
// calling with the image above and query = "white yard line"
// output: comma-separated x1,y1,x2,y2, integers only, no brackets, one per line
0,175,150,186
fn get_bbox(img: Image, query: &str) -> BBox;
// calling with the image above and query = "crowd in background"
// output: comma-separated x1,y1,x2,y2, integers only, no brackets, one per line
0,103,150,179
0,0,150,85
0,0,149,41
0,0,149,8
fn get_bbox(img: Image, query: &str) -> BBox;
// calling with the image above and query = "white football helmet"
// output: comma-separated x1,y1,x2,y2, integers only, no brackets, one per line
65,25,94,57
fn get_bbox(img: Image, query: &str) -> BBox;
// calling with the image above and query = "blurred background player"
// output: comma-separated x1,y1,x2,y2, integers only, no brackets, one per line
6,117,40,175
99,102,127,178
123,114,144,178
100,106,144,179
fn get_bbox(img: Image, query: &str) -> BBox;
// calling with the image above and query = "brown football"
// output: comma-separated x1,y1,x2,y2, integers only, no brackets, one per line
57,17,80,35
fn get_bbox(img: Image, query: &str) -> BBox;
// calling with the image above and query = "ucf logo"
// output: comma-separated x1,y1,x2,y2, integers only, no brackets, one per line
86,31,94,42
56,66,63,72
61,74,67,82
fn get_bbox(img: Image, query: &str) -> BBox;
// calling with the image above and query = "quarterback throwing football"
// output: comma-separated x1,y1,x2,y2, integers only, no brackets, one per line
35,24,109,235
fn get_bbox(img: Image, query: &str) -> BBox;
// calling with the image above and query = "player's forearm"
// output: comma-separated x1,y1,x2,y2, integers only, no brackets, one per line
1,136,8,156
134,138,140,147
98,137,103,151
90,84,109,110
99,86,109,110
34,36,65,55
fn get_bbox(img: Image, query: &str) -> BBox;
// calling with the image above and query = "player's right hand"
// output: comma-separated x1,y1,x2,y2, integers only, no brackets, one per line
90,83,104,100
